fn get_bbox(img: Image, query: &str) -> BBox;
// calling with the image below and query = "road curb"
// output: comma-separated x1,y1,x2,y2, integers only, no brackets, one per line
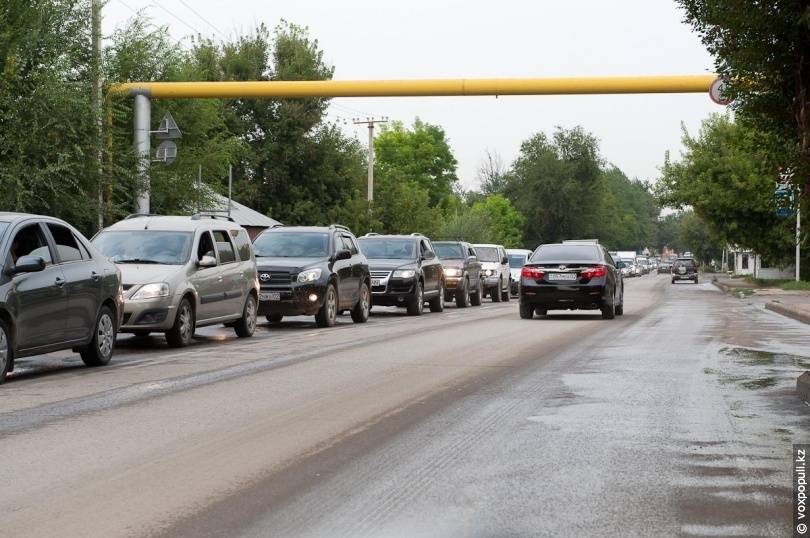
765,301,810,325
798,372,810,404
712,279,731,293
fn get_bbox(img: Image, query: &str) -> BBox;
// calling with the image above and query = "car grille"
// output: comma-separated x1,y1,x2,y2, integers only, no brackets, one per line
370,270,391,293
259,270,296,288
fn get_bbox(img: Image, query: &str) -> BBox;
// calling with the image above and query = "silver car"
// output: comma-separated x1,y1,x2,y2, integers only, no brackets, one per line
472,243,511,302
92,214,259,347
506,248,532,295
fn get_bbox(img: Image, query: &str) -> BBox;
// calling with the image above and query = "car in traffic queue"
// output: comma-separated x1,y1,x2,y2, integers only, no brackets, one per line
357,233,445,315
92,214,259,347
635,256,651,275
433,241,483,308
0,212,123,382
619,259,635,278
519,241,624,320
506,248,533,295
657,260,673,274
671,257,699,284
473,243,511,302
252,224,370,327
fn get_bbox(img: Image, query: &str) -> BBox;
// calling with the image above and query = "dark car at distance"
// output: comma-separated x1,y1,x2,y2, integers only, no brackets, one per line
0,213,123,383
519,241,624,320
671,257,699,284
357,233,444,315
252,225,370,328
433,241,483,308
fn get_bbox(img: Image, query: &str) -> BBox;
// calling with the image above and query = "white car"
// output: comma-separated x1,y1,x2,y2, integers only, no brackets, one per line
506,248,533,295
473,243,511,302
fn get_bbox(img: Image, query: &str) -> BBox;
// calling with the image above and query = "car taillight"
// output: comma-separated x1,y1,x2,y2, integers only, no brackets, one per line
521,266,544,280
580,265,607,279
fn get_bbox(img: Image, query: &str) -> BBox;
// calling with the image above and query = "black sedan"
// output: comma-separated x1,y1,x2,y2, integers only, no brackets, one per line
518,242,624,320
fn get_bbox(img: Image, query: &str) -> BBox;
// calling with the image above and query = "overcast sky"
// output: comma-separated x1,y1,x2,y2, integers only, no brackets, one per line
104,0,721,190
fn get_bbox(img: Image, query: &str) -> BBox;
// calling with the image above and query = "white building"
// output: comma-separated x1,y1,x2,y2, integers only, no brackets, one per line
728,248,794,279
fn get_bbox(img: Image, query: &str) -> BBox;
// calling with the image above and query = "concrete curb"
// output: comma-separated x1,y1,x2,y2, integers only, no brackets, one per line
798,372,810,404
712,279,731,293
765,301,810,326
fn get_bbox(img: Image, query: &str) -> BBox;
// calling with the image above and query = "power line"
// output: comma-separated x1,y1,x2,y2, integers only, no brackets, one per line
150,1,202,36
176,0,227,39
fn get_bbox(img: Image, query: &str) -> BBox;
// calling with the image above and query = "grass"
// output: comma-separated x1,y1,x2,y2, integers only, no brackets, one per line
744,277,790,287
780,280,810,291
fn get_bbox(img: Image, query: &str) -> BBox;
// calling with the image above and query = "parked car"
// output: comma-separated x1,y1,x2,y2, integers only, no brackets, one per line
671,257,699,284
357,233,444,315
93,214,259,347
519,241,624,320
252,224,370,327
507,248,533,295
433,241,483,308
0,213,123,382
473,243,511,302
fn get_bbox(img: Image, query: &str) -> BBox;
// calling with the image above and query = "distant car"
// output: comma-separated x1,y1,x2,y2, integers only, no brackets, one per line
506,248,533,295
433,241,483,308
519,241,624,320
635,257,651,275
619,260,635,278
473,243,511,302
657,261,672,274
251,225,370,327
1,212,124,382
93,214,259,346
671,258,699,284
357,233,445,315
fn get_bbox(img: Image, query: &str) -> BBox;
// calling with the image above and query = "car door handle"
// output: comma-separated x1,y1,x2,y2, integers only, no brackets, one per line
55,277,66,288
90,271,101,281
217,275,224,281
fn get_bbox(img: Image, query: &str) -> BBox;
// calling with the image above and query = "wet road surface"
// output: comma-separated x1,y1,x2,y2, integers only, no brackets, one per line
1,275,807,537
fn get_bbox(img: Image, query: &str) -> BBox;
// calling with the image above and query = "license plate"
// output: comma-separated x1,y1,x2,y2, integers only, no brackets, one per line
260,292,281,301
371,279,382,287
548,273,577,281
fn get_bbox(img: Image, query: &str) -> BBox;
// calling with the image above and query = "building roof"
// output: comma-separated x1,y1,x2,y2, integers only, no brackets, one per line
207,193,280,228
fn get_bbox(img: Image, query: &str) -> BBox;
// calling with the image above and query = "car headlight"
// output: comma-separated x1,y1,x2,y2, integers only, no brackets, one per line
393,269,416,278
484,269,495,276
130,282,170,300
444,268,461,277
297,268,322,283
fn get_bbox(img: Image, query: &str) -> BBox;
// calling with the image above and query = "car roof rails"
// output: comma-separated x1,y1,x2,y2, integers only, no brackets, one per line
361,232,379,237
329,224,350,232
410,232,424,237
562,239,599,244
124,213,159,219
190,212,236,223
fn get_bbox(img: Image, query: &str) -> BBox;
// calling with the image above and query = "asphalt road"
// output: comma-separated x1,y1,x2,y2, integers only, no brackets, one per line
1,274,808,537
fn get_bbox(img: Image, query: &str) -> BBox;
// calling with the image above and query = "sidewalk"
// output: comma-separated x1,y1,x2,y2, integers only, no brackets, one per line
711,274,810,325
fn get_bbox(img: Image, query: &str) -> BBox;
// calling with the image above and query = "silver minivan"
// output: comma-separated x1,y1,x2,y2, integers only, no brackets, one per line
92,214,259,347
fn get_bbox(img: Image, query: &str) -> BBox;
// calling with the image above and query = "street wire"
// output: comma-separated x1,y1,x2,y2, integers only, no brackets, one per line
176,0,227,39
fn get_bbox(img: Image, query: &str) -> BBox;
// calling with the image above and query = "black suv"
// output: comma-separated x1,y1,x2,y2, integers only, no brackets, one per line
433,241,483,308
671,258,698,284
357,233,445,315
252,225,371,327
519,241,624,320
0,213,124,382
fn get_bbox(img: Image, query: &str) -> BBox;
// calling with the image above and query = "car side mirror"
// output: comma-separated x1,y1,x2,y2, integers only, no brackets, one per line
333,249,352,262
10,255,46,275
422,251,436,260
197,254,217,268
501,256,509,265
616,261,626,269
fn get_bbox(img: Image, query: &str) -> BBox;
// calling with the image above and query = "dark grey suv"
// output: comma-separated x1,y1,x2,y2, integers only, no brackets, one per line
0,213,123,383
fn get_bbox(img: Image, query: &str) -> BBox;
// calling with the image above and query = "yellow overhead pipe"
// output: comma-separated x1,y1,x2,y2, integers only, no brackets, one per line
110,75,718,99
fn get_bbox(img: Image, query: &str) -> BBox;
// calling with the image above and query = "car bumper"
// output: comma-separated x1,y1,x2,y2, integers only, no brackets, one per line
520,283,608,310
444,276,463,290
257,283,327,316
120,296,177,332
371,278,417,306
482,275,500,287
672,273,697,280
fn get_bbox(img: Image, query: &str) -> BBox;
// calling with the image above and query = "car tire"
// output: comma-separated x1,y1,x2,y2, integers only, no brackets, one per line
519,302,534,319
351,283,370,323
80,305,116,366
407,281,425,316
694,278,699,284
265,314,283,324
470,279,483,306
166,298,195,347
234,294,258,337
429,281,445,313
601,295,616,320
0,319,11,384
502,283,510,302
315,283,338,328
455,279,470,308
671,279,676,284
492,280,503,303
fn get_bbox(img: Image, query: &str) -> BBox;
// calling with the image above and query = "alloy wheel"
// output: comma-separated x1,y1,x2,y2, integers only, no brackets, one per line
0,326,8,376
97,313,114,358
327,287,337,323
246,297,257,333
180,304,193,341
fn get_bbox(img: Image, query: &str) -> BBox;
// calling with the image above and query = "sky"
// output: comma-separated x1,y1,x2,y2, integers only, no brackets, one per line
104,0,722,190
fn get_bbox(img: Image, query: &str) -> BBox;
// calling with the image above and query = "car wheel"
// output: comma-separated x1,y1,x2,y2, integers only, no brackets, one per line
0,319,11,384
519,302,534,319
492,280,503,302
315,283,338,327
671,278,676,284
234,294,258,337
535,308,547,316
470,278,483,306
455,278,470,308
429,281,445,313
80,305,116,366
166,298,195,347
694,278,699,284
407,281,425,316
265,314,283,324
351,283,370,323
502,282,510,302
601,294,616,320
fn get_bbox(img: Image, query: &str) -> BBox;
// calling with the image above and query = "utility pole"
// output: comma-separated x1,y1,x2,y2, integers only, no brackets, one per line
797,189,802,282
353,116,388,226
92,0,103,230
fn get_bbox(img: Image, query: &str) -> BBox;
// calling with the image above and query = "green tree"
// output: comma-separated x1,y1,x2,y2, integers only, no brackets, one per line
469,194,525,247
676,211,722,265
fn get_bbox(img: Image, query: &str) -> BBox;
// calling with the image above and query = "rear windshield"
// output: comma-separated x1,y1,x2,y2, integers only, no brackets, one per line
530,244,600,263
434,243,464,260
508,254,527,268
674,259,696,268
253,232,330,258
475,247,500,262
358,237,416,259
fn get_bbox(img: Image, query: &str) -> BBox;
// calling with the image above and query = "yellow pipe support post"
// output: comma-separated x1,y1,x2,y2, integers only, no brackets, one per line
110,75,718,99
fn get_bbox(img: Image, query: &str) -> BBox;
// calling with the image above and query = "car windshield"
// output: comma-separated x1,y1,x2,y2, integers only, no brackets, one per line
531,245,600,263
475,247,500,262
0,222,8,241
92,230,193,265
358,238,416,259
253,232,330,258
508,254,527,268
434,243,464,259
